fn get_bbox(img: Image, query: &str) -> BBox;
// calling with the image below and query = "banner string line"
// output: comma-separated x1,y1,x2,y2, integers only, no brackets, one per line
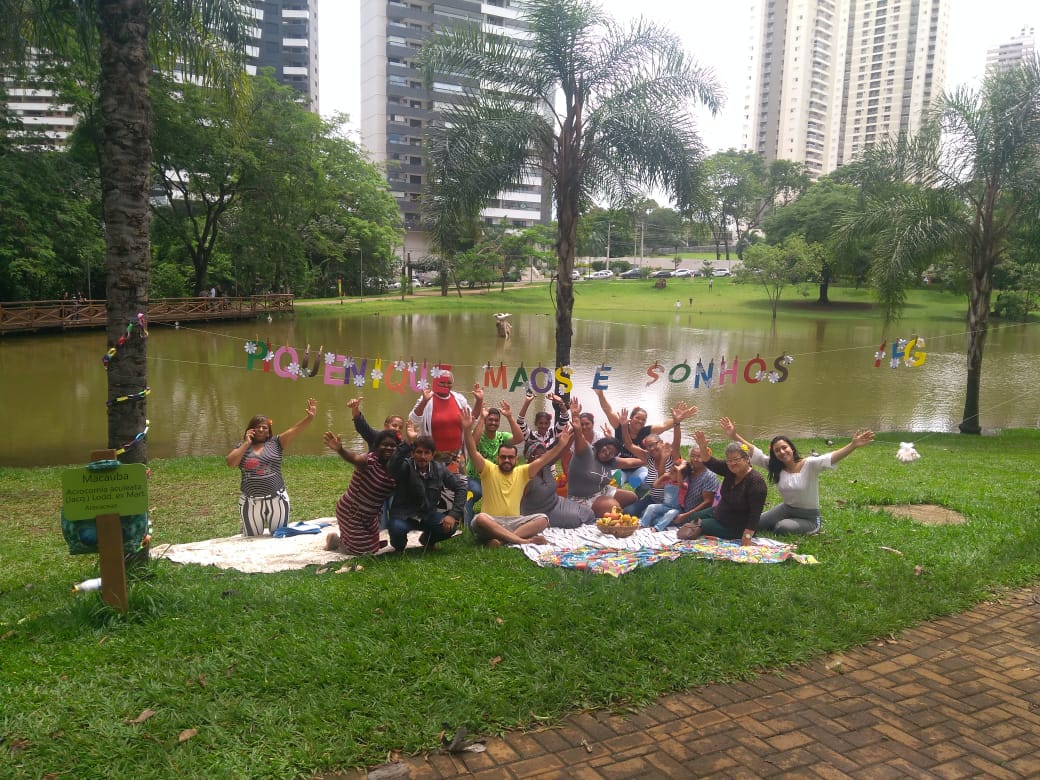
153,316,1039,374
142,316,1038,452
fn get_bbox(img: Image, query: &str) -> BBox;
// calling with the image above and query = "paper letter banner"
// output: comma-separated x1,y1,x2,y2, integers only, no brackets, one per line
242,341,799,396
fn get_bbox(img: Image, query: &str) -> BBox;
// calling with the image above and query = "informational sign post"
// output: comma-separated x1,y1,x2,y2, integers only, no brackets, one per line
61,463,148,520
61,450,148,612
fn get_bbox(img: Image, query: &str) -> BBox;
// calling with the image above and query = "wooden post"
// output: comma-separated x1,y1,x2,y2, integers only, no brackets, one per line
90,449,129,612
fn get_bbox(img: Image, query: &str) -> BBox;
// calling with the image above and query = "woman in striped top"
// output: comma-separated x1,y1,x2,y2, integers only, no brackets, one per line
323,427,406,555
226,399,317,536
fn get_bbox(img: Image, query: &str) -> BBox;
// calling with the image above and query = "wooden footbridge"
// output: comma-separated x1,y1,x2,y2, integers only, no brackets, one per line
0,294,294,335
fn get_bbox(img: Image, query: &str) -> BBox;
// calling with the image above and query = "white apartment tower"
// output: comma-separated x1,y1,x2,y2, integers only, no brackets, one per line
986,27,1035,74
745,0,949,177
360,0,548,259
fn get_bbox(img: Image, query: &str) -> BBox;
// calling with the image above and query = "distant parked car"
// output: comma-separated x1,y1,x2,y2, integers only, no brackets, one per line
672,268,692,278
571,269,582,280
618,268,642,279
587,269,614,279
711,268,732,277
650,269,672,278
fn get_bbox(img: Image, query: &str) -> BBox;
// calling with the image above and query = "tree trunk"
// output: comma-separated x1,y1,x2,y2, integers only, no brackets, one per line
959,254,994,434
97,0,151,465
554,192,579,370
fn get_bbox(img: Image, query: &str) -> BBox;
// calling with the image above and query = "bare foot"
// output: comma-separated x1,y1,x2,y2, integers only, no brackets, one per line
528,534,547,545
324,532,341,551
486,539,502,549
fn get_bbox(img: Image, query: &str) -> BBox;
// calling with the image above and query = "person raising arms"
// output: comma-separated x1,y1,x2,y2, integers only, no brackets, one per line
226,398,317,537
720,418,875,535
678,431,767,546
461,407,573,547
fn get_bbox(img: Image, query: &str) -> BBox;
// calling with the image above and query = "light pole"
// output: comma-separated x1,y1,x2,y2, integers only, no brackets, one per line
360,245,364,301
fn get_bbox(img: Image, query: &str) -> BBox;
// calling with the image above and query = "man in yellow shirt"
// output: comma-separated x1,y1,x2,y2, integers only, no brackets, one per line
461,407,573,546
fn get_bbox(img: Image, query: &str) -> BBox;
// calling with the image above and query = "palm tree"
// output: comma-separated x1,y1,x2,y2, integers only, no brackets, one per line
418,0,721,369
2,0,246,462
842,58,1040,434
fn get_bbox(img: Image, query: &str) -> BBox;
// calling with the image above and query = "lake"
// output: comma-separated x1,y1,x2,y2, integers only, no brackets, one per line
1,308,1037,466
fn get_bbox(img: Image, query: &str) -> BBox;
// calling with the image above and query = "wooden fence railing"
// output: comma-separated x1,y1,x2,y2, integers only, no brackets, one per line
0,294,294,335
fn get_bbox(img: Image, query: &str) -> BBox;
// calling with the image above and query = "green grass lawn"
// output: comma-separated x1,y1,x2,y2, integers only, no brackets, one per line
1,282,1036,778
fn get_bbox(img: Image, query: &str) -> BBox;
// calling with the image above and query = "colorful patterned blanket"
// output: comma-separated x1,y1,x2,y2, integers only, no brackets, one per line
516,526,817,577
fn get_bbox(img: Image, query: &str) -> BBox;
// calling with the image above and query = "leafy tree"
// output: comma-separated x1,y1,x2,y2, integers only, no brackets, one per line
841,58,1040,434
150,74,246,295
418,0,721,368
3,0,247,462
0,146,103,299
763,178,872,302
736,236,817,320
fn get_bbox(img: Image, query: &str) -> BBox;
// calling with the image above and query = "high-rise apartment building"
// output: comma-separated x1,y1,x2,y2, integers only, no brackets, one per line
2,2,319,148
986,26,1035,74
744,0,949,177
360,0,548,259
244,1,320,111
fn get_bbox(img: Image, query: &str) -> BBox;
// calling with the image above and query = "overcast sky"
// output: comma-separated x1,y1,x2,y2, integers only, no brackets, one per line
320,0,1040,153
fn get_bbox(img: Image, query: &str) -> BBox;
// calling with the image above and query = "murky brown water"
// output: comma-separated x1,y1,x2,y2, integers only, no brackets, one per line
2,310,1037,466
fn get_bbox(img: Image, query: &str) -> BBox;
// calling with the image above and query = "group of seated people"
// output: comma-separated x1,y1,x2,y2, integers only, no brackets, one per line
228,370,875,556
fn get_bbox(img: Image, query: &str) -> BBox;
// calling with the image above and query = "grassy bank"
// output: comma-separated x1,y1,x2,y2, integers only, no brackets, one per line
2,429,1039,777
298,277,975,327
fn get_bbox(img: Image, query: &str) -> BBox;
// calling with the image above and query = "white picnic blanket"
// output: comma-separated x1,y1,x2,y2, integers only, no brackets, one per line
156,519,425,573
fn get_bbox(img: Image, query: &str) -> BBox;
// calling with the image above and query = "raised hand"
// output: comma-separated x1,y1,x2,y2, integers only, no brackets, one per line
600,423,613,438
672,401,698,421
693,430,709,456
852,430,875,447
459,407,474,429
405,420,418,443
499,399,512,416
570,396,581,415
323,431,343,452
305,398,317,418
472,383,484,402
245,428,256,444
347,397,363,414
720,416,737,439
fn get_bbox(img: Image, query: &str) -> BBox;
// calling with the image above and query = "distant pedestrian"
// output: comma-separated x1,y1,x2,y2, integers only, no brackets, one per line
708,278,714,292
675,300,681,310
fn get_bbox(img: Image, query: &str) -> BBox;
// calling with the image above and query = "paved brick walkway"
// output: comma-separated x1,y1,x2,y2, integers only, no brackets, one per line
362,586,1040,779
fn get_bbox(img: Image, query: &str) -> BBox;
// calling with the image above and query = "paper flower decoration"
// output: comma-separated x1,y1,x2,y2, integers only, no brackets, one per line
287,361,301,376
896,442,920,463
780,354,794,366
352,374,366,387
245,341,259,355
416,378,430,391
324,352,336,365
263,351,275,363
371,368,384,381
393,359,406,372
767,371,781,383
430,366,444,378
343,356,355,369
755,370,768,382
407,361,418,373
874,350,886,361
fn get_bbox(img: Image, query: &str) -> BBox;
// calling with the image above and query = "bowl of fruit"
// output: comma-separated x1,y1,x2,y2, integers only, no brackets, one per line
596,508,640,538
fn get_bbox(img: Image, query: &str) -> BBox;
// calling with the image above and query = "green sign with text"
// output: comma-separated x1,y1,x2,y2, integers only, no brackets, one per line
61,464,148,520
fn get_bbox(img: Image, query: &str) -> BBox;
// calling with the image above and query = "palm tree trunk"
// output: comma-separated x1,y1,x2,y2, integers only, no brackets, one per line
959,256,993,434
555,192,579,370
97,0,151,464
